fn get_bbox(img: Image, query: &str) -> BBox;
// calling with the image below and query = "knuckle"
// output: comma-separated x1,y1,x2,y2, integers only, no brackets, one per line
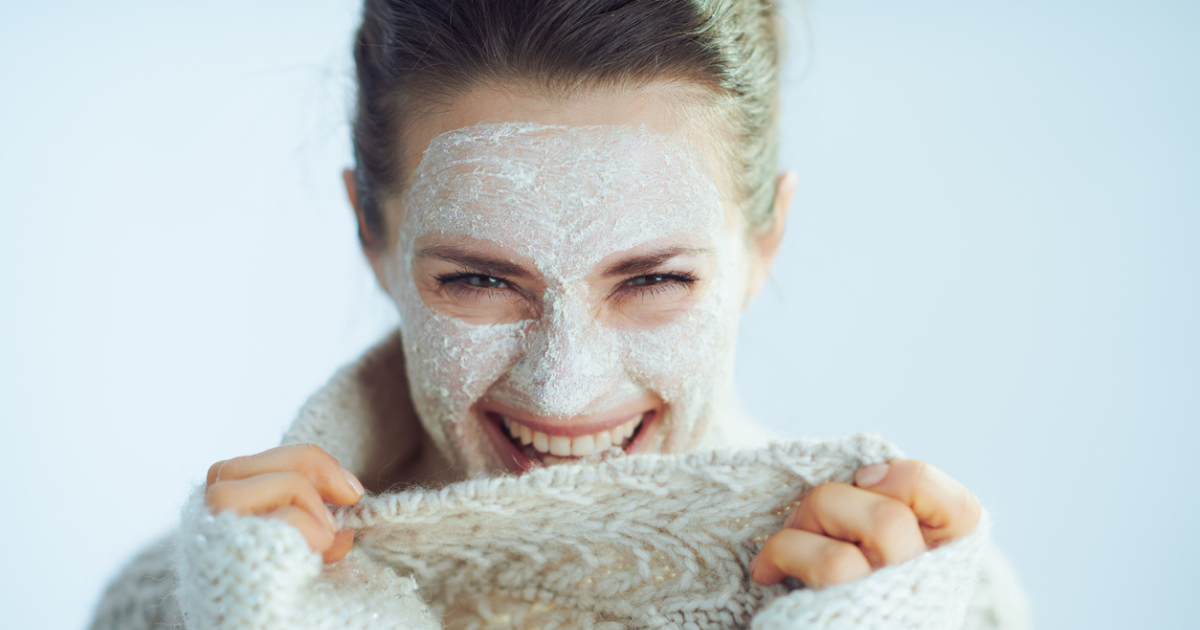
866,500,921,554
868,500,918,540
286,473,326,509
907,459,930,480
291,443,338,478
870,499,919,534
817,543,866,585
280,506,311,529
295,442,330,460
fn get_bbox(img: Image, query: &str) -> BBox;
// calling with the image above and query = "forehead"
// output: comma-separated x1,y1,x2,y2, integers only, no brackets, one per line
400,123,726,271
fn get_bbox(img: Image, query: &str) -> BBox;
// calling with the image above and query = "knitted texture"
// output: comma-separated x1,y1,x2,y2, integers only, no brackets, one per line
91,333,1026,630
749,523,988,630
177,487,439,630
90,533,182,629
172,434,990,630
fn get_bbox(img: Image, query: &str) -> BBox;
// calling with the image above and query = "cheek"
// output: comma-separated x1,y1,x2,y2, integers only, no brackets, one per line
389,246,527,433
623,239,748,409
622,305,739,399
604,287,705,329
402,309,527,415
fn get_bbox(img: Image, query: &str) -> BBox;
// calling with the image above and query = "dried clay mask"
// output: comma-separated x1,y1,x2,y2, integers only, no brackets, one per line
386,122,751,477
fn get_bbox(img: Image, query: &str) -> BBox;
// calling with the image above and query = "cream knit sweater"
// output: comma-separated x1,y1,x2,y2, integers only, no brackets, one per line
90,333,1029,630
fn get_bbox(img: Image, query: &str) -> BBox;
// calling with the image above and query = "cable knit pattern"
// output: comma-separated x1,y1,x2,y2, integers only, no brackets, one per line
168,434,990,629
90,333,1027,630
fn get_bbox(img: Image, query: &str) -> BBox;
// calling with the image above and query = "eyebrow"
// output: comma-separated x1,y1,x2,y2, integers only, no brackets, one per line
602,246,713,277
416,245,534,279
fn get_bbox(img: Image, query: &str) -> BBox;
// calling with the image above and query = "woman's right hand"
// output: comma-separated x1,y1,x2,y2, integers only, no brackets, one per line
205,443,366,564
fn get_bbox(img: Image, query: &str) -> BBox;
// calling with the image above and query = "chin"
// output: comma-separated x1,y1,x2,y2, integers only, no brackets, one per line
473,402,666,474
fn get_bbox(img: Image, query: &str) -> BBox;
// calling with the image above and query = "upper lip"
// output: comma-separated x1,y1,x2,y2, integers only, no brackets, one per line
479,399,653,438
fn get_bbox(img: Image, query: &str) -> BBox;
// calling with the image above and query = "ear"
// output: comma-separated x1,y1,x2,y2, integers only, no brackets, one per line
343,168,393,292
744,170,796,307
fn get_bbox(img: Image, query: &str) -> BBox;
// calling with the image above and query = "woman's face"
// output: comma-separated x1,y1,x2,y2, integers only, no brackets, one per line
363,83,786,476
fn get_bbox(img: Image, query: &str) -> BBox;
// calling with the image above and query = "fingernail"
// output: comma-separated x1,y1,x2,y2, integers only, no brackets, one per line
342,467,365,496
749,554,760,577
782,509,798,529
855,462,889,487
325,507,338,532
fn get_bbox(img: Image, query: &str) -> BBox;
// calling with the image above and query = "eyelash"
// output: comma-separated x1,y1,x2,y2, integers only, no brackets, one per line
613,272,698,301
435,272,515,301
434,271,699,301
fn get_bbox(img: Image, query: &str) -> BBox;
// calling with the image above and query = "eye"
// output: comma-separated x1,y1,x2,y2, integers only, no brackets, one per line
460,274,508,289
623,274,672,288
615,272,698,299
435,272,512,298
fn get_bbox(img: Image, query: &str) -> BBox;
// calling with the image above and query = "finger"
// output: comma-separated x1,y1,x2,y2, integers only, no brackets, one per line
206,471,337,536
265,506,336,555
787,481,925,568
751,528,871,587
206,460,226,488
854,460,982,545
322,528,356,564
207,443,365,506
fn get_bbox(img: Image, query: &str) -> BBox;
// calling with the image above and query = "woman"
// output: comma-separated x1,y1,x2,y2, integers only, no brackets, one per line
92,1,1026,628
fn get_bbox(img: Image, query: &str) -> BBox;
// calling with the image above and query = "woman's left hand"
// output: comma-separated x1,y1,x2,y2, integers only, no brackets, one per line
749,459,981,588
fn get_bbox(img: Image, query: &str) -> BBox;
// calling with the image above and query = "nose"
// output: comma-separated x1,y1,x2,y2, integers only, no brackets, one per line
502,289,620,418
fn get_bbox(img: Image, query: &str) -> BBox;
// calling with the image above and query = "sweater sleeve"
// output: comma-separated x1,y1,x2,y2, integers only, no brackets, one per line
89,532,184,630
174,487,440,630
963,545,1031,630
749,514,1014,630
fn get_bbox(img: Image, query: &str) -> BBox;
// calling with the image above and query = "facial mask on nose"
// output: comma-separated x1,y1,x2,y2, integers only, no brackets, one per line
386,122,749,476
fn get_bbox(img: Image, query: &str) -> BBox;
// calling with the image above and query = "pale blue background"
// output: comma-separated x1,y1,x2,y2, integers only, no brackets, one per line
2,1,1196,628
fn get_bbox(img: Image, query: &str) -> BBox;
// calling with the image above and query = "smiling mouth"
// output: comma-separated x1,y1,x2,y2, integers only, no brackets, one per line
488,411,652,465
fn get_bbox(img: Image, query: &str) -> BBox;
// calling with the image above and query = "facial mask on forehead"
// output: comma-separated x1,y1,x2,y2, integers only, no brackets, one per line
386,122,749,476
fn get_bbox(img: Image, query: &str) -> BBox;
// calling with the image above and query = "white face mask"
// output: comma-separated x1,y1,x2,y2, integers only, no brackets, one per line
386,122,749,476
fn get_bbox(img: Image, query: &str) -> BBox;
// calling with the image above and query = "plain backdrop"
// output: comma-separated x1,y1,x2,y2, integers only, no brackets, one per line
2,1,1197,628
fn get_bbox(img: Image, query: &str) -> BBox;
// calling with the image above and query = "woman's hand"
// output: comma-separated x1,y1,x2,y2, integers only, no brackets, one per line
205,443,365,564
750,459,981,587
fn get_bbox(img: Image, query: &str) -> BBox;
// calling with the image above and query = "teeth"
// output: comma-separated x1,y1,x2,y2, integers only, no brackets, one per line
532,431,549,453
500,413,645,458
549,435,572,457
571,434,595,457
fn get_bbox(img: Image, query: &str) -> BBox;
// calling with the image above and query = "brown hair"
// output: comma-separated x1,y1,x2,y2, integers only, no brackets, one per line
351,0,784,248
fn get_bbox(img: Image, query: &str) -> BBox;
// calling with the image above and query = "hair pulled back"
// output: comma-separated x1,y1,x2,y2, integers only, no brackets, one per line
351,0,784,248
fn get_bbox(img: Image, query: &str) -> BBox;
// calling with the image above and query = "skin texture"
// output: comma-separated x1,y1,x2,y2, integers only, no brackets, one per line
387,122,754,476
205,81,981,581
206,443,364,564
749,459,982,587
